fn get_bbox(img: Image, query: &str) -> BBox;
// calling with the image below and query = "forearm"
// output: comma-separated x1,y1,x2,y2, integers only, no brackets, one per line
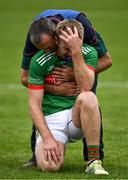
45,82,78,96
29,104,52,139
72,52,94,92
96,52,112,73
44,84,63,95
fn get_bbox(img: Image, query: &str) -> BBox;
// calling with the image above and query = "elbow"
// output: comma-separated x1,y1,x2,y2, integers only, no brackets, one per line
81,83,93,92
106,53,112,69
29,102,33,112
29,102,34,115
29,102,37,114
81,74,94,92
107,56,112,68
29,101,41,115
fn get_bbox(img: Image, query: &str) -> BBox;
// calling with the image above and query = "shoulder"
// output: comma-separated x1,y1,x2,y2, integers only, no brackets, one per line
31,50,55,67
82,44,98,69
29,50,59,78
82,44,97,56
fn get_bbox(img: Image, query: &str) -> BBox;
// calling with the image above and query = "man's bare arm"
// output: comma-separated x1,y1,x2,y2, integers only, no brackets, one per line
96,52,112,73
29,88,61,164
71,52,94,92
21,68,79,96
21,52,112,89
52,65,75,82
60,27,94,92
44,82,79,96
29,89,52,139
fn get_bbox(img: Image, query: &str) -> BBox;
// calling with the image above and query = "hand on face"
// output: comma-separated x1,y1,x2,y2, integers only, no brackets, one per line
59,27,82,55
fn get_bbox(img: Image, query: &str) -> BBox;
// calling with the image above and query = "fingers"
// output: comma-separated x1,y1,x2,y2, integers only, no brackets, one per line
60,27,78,38
52,66,74,82
62,65,70,69
74,89,80,96
61,30,69,38
54,147,61,162
59,29,72,42
51,149,59,165
52,70,65,76
53,66,72,71
44,149,48,161
53,67,64,72
66,27,74,36
52,75,69,81
47,150,52,165
44,143,62,165
61,81,77,87
59,35,67,42
74,26,79,36
44,149,60,165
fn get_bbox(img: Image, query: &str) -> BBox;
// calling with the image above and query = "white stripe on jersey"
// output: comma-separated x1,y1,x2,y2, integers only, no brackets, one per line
40,56,53,66
36,52,53,63
36,52,49,62
82,47,92,55
38,53,53,65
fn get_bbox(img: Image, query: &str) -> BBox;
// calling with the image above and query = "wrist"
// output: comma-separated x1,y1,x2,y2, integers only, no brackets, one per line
71,48,82,56
42,131,53,140
71,51,83,64
71,47,82,57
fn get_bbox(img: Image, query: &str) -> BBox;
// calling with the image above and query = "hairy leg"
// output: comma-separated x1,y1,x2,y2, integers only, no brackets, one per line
72,92,100,146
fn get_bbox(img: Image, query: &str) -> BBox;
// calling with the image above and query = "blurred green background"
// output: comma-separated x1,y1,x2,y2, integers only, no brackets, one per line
0,0,128,179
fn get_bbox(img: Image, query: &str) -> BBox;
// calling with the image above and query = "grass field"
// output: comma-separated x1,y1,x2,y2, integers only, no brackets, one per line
0,0,128,179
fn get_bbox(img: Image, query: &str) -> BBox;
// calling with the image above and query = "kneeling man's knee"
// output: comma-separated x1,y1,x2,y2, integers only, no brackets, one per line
37,159,64,172
78,92,98,109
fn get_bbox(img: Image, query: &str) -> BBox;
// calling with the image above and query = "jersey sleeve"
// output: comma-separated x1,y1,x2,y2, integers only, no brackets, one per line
21,32,38,70
82,46,98,72
28,58,45,90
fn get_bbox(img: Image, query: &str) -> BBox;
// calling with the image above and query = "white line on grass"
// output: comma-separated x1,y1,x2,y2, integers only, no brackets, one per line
98,82,128,88
0,82,128,89
0,84,24,90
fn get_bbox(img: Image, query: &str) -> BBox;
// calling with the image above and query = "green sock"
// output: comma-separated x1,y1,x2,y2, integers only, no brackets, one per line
87,145,99,163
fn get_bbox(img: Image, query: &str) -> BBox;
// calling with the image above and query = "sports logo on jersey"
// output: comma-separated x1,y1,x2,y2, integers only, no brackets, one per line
36,52,54,66
82,46,92,55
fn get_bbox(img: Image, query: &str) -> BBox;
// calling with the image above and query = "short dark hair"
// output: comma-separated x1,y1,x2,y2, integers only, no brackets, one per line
29,18,56,46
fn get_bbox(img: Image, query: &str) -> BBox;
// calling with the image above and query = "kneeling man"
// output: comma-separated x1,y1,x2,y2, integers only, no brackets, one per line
28,19,109,175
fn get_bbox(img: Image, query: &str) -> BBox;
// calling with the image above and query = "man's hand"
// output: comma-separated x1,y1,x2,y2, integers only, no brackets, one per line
60,26,94,92
45,82,80,96
59,82,80,96
60,27,82,54
43,136,61,165
21,69,28,87
52,65,75,82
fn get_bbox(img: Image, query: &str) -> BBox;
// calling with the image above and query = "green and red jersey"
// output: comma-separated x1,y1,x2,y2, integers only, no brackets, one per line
28,43,98,116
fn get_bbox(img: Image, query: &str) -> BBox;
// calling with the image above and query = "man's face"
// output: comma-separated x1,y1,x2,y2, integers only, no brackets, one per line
56,38,71,59
36,34,56,53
